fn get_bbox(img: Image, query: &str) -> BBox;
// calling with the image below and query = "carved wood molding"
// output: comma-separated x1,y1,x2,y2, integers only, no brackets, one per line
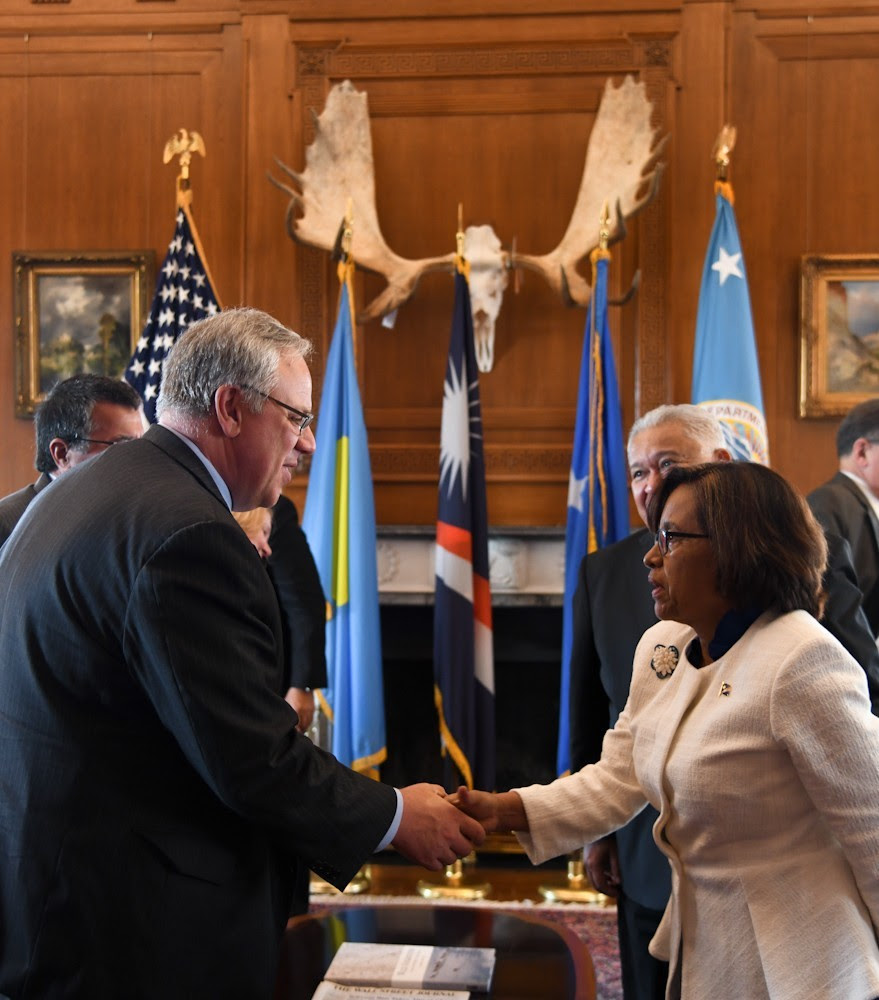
757,30,879,60
320,44,637,79
632,35,673,413
297,67,330,348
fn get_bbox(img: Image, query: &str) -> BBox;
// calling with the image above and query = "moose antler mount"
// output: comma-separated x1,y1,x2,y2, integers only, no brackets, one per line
270,77,666,373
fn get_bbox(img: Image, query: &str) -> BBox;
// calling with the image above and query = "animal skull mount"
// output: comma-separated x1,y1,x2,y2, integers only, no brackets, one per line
464,224,508,373
270,77,665,373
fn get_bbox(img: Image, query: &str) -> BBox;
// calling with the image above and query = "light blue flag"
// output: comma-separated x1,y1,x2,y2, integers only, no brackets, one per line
557,252,629,777
692,183,769,464
302,277,386,778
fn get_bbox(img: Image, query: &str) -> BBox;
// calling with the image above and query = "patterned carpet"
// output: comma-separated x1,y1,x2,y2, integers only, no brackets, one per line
309,893,622,1000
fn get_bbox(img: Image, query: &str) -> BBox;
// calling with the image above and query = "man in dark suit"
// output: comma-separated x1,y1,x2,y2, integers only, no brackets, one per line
0,373,144,546
808,397,879,636
0,308,483,999
570,403,879,1000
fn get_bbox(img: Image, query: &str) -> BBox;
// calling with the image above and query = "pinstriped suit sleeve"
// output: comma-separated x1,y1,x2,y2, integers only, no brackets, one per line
122,517,394,887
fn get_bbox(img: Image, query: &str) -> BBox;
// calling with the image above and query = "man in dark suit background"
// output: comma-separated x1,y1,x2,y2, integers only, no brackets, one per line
269,493,327,733
808,397,879,636
0,308,483,999
0,373,144,546
570,403,879,1000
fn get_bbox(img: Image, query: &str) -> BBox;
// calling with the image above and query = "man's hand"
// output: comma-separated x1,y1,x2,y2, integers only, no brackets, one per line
584,835,621,898
284,687,314,733
392,784,486,870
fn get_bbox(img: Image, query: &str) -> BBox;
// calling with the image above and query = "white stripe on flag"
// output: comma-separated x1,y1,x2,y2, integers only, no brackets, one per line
474,620,495,694
435,546,474,603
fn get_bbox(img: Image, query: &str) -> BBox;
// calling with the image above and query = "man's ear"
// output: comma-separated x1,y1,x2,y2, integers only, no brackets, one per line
48,438,71,471
214,385,244,438
852,437,872,465
713,448,733,462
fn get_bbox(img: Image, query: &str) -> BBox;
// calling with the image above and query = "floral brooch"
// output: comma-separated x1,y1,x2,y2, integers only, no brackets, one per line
650,643,679,679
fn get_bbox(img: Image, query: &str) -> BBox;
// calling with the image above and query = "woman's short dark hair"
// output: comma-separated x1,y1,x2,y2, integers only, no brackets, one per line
647,462,827,618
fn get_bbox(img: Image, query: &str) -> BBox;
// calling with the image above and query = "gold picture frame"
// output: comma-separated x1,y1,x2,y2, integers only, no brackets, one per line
13,250,154,417
800,253,879,418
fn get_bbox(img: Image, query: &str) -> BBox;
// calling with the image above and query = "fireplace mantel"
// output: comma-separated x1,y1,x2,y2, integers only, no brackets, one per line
376,526,565,606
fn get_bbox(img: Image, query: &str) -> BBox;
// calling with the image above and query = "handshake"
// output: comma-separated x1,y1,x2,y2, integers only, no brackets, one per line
390,783,527,871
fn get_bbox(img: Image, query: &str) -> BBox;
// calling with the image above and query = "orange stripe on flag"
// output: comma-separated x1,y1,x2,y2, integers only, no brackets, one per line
436,521,472,562
473,573,492,629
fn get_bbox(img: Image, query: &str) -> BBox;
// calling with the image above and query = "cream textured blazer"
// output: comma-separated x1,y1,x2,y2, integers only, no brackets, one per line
517,611,879,1000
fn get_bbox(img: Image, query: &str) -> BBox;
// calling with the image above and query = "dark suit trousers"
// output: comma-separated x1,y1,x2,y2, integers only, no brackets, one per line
617,891,668,1000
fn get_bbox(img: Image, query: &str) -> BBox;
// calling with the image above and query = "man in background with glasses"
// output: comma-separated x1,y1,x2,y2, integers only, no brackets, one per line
809,397,879,638
0,372,144,548
569,403,879,1000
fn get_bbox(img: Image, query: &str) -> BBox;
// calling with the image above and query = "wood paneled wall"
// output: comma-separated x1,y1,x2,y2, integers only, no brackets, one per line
0,0,875,525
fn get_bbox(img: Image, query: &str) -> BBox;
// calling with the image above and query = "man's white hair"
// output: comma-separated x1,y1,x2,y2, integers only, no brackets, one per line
628,404,727,455
157,307,312,423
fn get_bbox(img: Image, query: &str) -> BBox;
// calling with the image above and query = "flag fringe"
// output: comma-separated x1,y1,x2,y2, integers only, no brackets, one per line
433,684,474,791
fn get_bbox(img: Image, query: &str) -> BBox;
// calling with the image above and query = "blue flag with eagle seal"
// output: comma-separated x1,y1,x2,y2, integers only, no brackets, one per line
557,252,629,777
433,270,495,792
692,183,769,464
302,277,386,778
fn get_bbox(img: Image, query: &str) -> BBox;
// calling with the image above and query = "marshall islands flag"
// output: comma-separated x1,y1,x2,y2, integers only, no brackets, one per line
433,268,495,792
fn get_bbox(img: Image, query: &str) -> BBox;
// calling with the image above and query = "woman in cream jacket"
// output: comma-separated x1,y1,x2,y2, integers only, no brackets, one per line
456,462,879,1000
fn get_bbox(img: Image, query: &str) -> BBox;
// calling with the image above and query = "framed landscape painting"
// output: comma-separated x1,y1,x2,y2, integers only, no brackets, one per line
13,250,154,417
800,254,879,417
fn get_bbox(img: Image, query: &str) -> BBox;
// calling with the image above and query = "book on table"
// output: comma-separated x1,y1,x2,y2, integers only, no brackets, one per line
320,942,496,994
311,983,471,1000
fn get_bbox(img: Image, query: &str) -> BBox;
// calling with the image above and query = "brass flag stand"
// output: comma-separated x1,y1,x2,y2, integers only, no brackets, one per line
416,853,491,901
538,849,610,905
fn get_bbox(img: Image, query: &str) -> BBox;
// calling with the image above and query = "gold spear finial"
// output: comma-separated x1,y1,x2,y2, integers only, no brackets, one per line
162,129,207,207
455,203,469,279
598,200,611,251
591,201,612,266
713,124,737,182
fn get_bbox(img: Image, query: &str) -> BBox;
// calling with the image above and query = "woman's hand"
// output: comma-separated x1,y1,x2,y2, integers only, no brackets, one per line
448,786,528,834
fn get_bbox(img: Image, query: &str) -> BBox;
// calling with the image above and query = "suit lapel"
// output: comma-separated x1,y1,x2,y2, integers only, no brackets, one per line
835,472,879,555
142,424,228,509
624,529,657,633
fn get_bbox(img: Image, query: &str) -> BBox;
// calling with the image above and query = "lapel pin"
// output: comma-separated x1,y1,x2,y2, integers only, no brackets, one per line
719,682,731,697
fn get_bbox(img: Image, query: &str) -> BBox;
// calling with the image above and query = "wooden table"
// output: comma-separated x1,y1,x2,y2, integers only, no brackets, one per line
274,904,597,1000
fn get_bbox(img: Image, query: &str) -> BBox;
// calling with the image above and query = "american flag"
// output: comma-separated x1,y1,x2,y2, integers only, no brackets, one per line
433,270,495,791
126,204,220,421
